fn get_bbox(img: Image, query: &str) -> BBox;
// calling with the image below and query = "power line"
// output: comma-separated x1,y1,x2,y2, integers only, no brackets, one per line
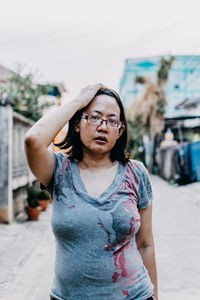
0,28,98,52
0,28,72,46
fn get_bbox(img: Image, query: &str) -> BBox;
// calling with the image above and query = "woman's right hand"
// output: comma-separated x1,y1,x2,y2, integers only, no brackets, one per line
75,83,105,109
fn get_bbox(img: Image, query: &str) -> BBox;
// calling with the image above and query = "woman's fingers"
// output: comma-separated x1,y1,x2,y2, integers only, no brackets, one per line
85,83,106,92
97,83,109,91
76,83,108,109
83,83,104,97
92,83,105,91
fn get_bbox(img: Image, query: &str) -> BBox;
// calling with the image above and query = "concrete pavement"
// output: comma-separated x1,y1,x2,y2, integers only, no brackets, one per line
151,175,200,300
0,207,54,300
0,175,200,300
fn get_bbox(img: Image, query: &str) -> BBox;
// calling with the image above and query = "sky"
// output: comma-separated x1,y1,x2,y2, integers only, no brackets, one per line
1,0,200,100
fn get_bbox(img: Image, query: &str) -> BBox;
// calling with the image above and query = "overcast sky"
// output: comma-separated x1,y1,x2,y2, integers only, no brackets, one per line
1,0,200,99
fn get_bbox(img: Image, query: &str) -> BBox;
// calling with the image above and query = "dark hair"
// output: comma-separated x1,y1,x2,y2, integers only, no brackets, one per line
54,88,129,164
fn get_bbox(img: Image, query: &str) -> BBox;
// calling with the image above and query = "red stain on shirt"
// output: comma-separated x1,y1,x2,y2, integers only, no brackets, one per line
118,247,127,277
58,159,71,175
112,272,120,282
63,203,75,209
122,290,130,296
113,246,127,280
104,244,110,251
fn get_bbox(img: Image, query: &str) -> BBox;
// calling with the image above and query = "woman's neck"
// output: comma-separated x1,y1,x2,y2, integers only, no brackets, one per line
78,151,115,170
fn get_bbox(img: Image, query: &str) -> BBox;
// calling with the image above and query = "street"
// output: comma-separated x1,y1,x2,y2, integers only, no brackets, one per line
152,175,200,300
0,175,200,300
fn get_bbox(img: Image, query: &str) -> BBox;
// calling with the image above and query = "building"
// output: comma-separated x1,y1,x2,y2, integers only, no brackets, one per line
120,55,200,118
120,56,200,182
165,96,200,142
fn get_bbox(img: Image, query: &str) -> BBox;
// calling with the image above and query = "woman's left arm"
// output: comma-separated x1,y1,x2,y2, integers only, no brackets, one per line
136,203,158,300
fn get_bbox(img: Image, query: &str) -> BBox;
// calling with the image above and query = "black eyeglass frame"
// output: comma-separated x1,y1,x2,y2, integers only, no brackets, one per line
81,114,123,129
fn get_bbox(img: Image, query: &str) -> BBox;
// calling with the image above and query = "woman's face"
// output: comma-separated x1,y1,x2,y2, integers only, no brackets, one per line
76,94,124,157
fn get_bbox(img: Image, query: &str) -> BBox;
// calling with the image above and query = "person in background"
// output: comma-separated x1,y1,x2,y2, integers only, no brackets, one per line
24,83,158,300
160,128,178,149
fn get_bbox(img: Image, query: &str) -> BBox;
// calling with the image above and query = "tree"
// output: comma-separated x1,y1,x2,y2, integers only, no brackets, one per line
126,117,144,161
127,56,174,165
0,65,54,122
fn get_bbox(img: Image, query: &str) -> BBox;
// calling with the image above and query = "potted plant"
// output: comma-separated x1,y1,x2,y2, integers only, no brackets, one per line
37,190,51,211
26,186,42,221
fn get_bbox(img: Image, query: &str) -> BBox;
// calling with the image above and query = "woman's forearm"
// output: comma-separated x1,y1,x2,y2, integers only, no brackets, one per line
25,98,82,147
138,245,158,300
25,83,104,148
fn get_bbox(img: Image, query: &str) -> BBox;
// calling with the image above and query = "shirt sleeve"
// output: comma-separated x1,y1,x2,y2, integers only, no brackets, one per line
137,162,153,209
40,151,64,198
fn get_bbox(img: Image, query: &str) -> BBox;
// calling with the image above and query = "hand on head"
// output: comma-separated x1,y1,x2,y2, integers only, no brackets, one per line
76,83,106,109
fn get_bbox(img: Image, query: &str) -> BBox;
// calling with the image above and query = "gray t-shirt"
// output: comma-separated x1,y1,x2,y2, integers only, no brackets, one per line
43,151,154,300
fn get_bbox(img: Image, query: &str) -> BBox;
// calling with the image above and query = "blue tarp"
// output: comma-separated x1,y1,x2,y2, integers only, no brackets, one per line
189,141,200,181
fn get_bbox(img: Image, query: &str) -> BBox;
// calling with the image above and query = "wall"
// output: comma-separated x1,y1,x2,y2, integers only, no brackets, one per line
0,104,35,223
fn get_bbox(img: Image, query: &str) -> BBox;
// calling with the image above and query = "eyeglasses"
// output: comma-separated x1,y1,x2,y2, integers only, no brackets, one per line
81,114,123,129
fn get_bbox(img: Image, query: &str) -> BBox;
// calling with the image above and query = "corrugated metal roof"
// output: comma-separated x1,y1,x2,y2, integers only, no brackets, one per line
175,97,200,109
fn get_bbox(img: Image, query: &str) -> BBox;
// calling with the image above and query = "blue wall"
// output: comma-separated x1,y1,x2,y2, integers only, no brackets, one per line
120,55,200,117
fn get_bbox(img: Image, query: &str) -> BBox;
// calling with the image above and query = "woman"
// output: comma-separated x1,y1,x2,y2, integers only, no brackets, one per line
24,83,158,300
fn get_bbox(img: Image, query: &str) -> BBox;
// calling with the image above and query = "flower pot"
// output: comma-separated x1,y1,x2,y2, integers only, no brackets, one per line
38,200,50,211
26,206,42,221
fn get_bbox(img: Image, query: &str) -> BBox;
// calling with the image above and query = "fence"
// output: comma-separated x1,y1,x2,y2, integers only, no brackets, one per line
0,102,35,223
